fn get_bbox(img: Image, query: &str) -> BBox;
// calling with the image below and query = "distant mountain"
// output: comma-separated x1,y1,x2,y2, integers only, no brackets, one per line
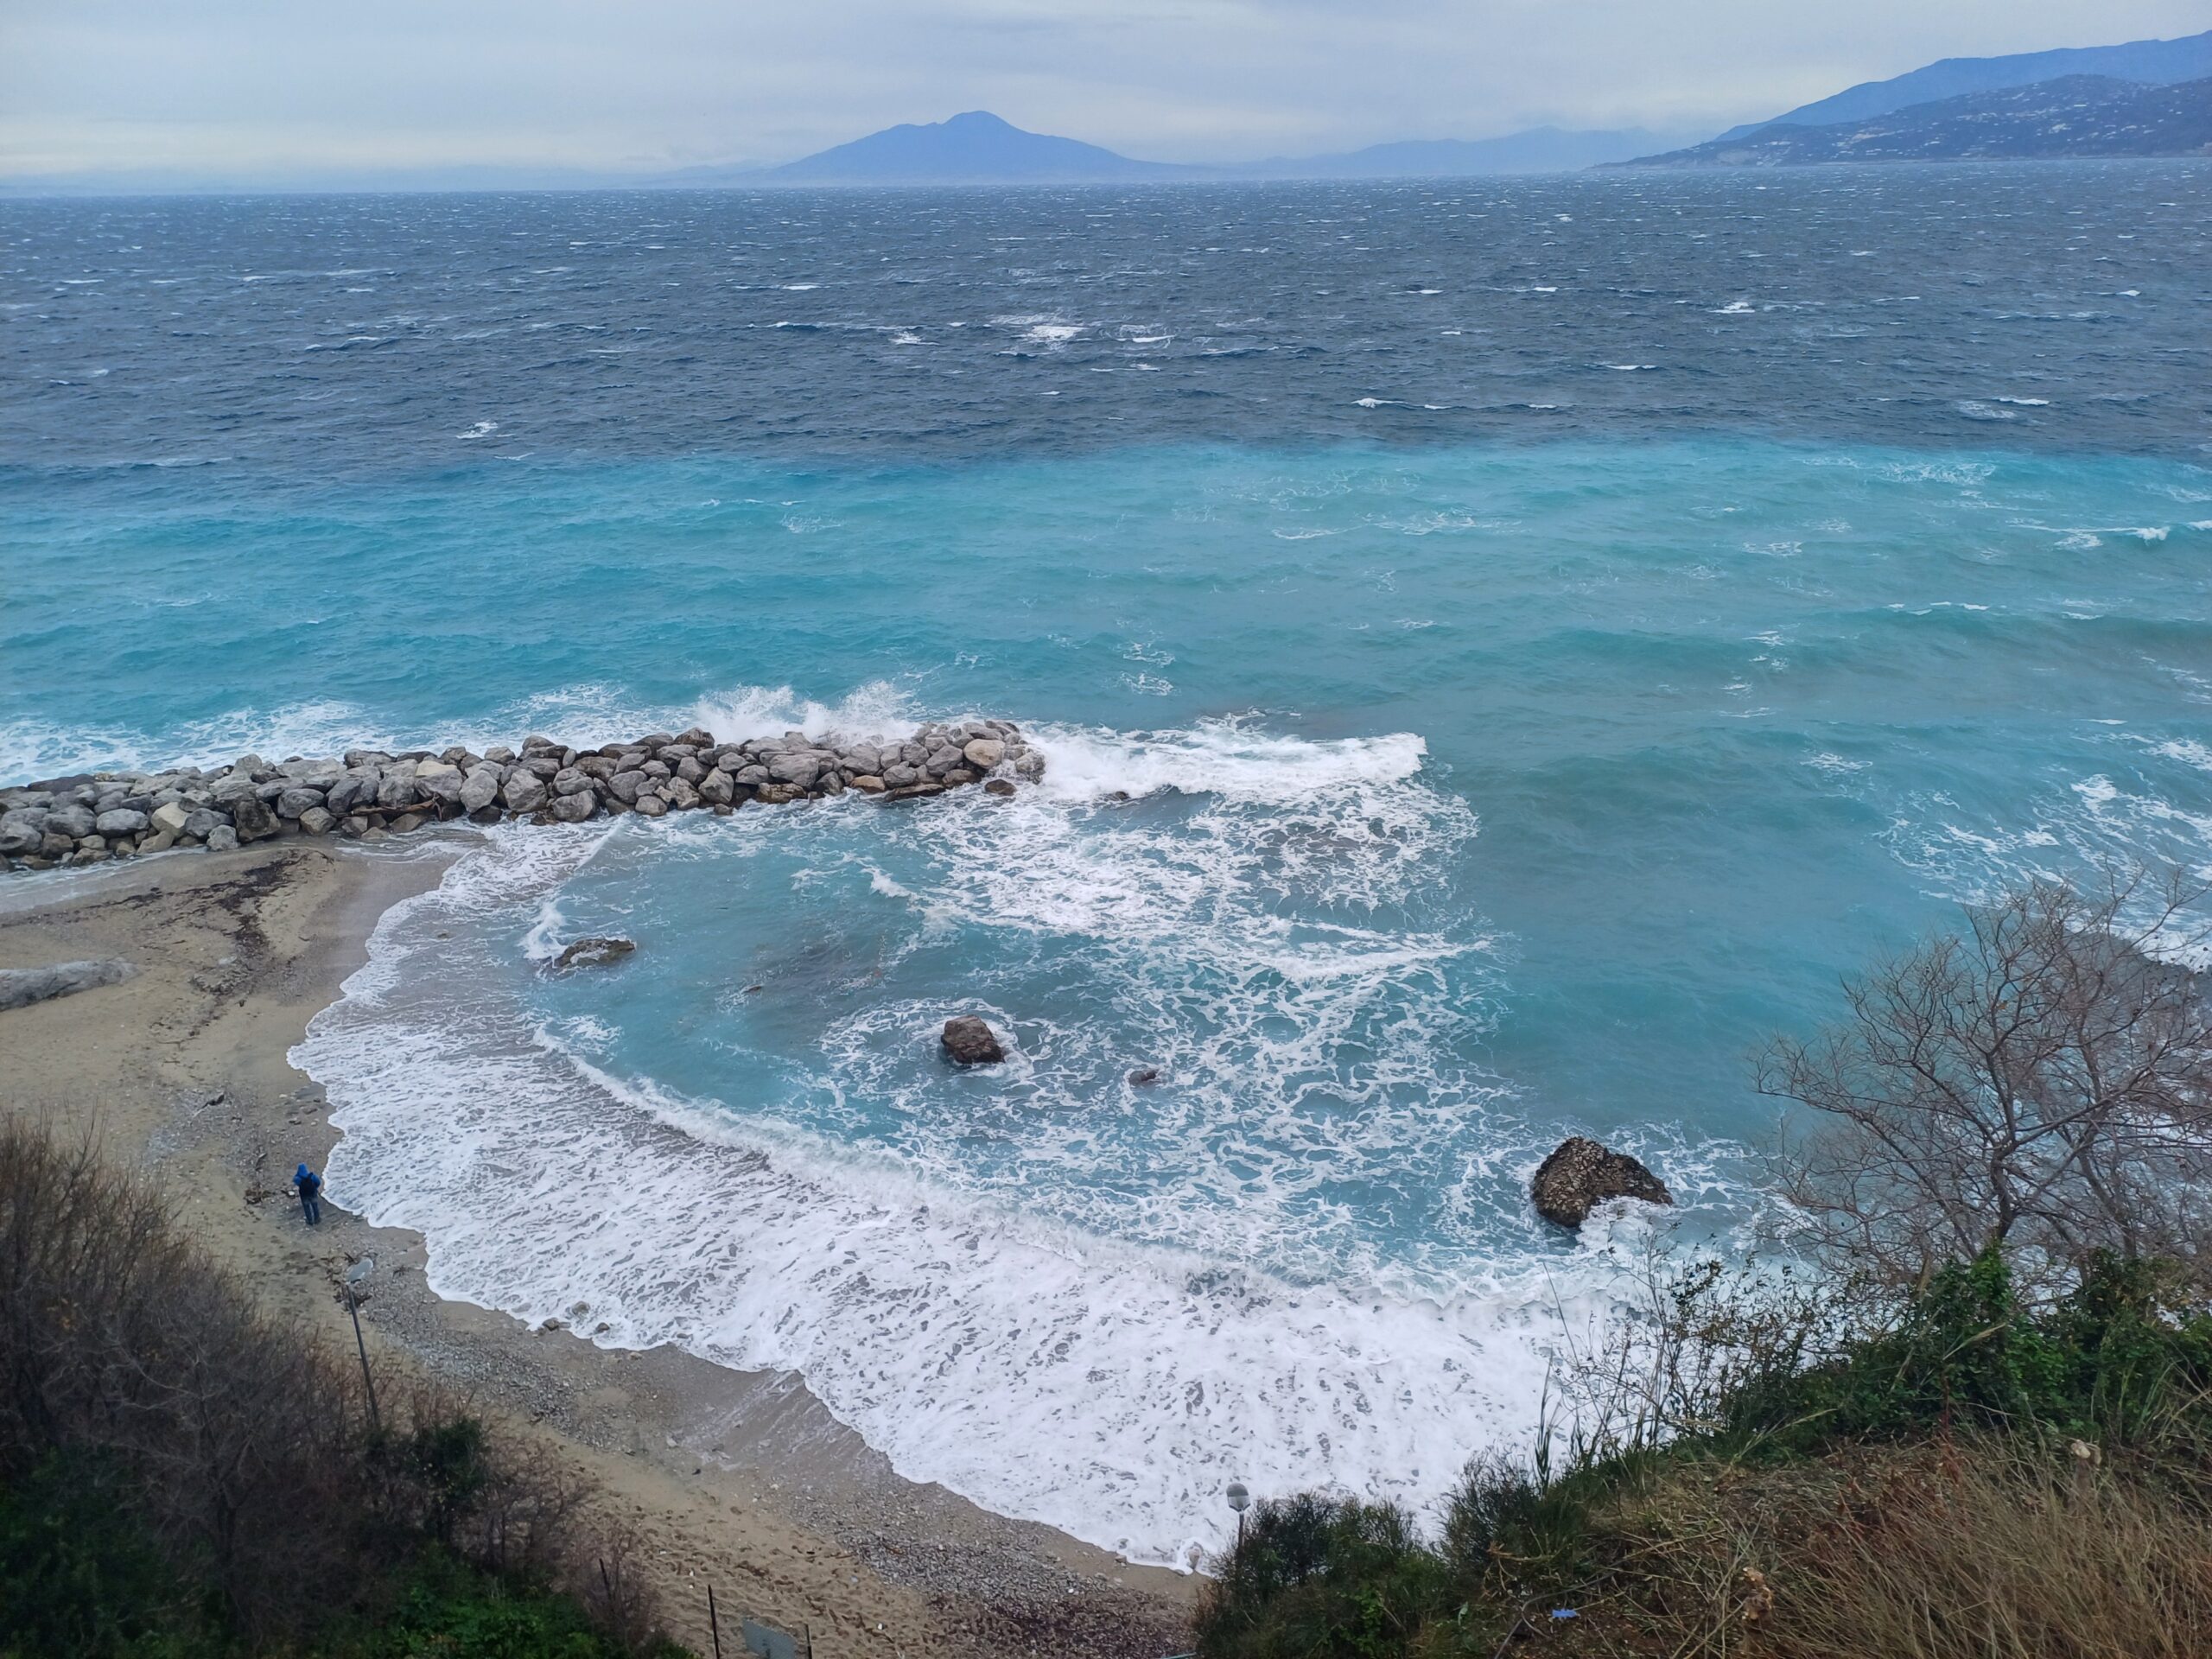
762,111,1188,185
1243,127,1677,178
1627,74,2212,167
690,113,1688,188
1710,29,2212,143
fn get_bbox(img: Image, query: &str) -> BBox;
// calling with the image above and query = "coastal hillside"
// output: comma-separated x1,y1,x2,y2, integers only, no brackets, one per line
1626,73,2212,165
1707,27,2212,143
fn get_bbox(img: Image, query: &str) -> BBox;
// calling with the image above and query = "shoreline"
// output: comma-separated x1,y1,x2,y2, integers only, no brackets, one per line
0,838,1194,1659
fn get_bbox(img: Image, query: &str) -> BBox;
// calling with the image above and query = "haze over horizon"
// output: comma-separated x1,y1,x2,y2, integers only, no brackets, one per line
3,0,2207,184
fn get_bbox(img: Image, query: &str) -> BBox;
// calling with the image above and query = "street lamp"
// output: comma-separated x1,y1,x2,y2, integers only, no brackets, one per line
1226,1481,1250,1550
344,1255,381,1432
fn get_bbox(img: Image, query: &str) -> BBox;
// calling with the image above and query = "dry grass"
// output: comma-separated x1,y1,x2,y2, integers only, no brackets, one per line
1569,1438,2212,1659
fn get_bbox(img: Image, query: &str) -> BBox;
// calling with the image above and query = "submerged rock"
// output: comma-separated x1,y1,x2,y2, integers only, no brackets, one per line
941,1015,1006,1065
1531,1136,1672,1229
553,937,636,971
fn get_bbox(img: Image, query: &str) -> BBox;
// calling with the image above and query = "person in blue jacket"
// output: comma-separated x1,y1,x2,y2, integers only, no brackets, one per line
295,1162,324,1226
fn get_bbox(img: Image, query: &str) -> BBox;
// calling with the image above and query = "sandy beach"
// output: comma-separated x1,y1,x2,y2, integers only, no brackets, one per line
0,839,1195,1659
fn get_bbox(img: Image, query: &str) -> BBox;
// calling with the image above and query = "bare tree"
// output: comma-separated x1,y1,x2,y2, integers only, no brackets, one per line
1761,873,2212,1292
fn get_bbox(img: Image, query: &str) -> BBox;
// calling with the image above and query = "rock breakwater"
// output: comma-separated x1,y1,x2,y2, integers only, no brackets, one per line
0,719,1044,873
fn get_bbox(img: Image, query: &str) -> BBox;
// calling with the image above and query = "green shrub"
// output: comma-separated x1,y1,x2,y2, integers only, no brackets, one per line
1722,1249,2212,1457
0,1447,225,1659
1198,1495,1459,1659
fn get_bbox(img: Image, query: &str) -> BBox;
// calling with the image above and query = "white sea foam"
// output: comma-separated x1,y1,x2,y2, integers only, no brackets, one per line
1024,716,1428,810
293,715,1705,1567
690,681,920,743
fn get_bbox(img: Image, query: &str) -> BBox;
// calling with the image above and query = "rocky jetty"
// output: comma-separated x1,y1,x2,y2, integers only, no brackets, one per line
0,719,1044,874
1530,1135,1673,1229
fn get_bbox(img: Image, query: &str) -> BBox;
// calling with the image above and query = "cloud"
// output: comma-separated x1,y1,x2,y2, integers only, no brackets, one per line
1,0,2203,179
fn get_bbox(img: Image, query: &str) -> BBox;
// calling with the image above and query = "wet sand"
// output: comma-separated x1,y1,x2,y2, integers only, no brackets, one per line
0,840,1196,1659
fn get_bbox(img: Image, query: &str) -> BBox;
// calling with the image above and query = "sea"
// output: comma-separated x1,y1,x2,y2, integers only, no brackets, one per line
4,162,2209,1567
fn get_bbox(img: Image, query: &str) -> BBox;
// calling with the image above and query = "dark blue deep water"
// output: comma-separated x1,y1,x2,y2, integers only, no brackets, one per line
5,164,2211,1563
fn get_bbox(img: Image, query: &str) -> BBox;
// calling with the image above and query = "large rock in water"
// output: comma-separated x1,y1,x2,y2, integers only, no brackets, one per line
553,937,635,970
941,1015,1006,1065
1531,1136,1672,1229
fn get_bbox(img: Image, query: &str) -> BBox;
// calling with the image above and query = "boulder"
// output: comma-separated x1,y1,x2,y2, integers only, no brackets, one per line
0,958,136,1013
983,779,1017,798
698,768,734,805
94,807,149,836
502,771,548,813
149,800,191,836
633,792,669,817
0,815,41,857
43,803,95,839
940,1015,1006,1065
550,791,599,823
181,807,226,841
459,766,502,814
276,786,325,820
963,738,1007,771
607,769,648,804
416,760,466,804
204,824,240,853
767,752,822,791
230,794,280,842
1530,1137,1673,1230
553,937,636,971
298,806,335,836
325,769,376,815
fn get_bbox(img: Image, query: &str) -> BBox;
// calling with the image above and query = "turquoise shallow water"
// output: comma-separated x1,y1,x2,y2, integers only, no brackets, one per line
10,438,2212,1560
6,168,2211,1561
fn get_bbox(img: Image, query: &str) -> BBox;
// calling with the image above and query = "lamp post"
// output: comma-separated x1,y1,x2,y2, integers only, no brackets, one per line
1226,1481,1250,1551
344,1255,381,1432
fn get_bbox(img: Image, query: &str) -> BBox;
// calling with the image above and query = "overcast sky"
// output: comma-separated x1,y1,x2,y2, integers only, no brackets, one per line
2,0,2204,179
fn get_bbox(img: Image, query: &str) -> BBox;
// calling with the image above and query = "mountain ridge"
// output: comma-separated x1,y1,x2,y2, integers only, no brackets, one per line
1710,28,2212,143
1628,73,2212,167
